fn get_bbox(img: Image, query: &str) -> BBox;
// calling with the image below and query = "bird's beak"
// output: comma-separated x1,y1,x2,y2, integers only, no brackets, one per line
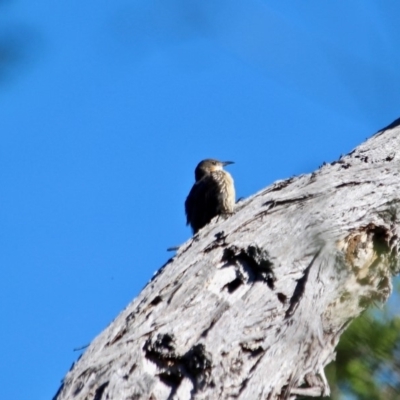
222,161,234,166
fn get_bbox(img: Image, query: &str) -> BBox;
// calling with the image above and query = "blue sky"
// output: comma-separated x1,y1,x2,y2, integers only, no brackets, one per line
1,1,399,399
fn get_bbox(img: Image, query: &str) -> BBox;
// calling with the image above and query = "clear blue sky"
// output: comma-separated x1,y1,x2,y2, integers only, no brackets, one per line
1,1,399,399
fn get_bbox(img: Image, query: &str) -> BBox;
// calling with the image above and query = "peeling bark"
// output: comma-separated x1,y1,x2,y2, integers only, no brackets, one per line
54,119,400,399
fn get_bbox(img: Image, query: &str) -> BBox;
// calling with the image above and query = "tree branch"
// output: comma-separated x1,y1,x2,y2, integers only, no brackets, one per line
54,119,400,400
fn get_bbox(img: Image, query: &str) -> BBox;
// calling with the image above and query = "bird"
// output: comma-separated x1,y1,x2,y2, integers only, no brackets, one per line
185,159,235,234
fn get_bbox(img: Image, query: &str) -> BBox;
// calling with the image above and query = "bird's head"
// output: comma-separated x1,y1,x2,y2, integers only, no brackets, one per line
194,159,234,181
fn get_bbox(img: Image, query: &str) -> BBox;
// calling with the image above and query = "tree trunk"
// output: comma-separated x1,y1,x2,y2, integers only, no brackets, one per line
54,119,400,400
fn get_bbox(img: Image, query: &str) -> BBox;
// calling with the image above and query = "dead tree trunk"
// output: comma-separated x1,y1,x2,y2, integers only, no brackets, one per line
54,119,400,400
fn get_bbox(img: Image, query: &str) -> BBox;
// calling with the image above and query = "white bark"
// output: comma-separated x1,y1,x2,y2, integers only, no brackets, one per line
54,119,400,400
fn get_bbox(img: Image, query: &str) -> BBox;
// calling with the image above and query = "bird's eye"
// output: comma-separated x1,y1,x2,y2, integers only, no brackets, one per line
212,161,217,165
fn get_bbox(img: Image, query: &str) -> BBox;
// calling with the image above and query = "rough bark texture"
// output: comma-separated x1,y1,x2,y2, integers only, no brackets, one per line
54,119,400,400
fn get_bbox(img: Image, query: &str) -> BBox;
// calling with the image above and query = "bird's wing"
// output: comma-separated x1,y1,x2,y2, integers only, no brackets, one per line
185,174,221,233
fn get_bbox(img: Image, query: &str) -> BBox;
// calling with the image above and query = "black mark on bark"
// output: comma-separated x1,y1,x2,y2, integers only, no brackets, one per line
285,251,321,319
143,334,213,393
93,381,109,400
222,245,275,288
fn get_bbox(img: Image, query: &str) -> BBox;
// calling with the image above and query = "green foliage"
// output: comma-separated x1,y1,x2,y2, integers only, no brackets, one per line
301,280,400,400
327,310,400,399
